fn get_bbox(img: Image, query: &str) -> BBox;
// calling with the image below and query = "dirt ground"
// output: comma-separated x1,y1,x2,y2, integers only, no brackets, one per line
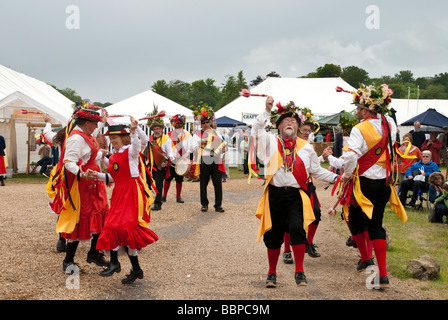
0,176,444,301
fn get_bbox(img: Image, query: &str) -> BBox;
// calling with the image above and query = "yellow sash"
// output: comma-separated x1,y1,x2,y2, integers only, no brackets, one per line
56,179,81,234
255,138,315,242
349,121,407,224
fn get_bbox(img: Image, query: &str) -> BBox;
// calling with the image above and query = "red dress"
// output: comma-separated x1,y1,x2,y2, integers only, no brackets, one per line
96,148,158,252
61,130,109,241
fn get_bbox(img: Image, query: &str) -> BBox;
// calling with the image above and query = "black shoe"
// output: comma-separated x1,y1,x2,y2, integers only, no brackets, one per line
265,272,277,288
215,206,225,213
152,204,161,211
306,243,321,258
62,261,80,274
357,257,374,272
346,236,357,248
371,275,389,289
161,196,166,202
283,251,293,264
99,262,121,277
201,205,208,212
87,251,109,267
295,271,307,286
56,238,67,252
176,197,184,203
122,269,144,284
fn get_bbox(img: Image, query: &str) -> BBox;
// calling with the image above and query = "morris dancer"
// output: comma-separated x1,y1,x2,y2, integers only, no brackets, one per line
192,103,226,213
253,98,336,287
162,114,193,203
335,83,407,289
146,106,174,211
56,107,109,273
87,120,158,284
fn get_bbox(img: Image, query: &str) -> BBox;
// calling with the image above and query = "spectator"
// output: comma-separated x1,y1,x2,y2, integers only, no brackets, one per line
410,121,426,150
35,143,52,175
428,172,446,203
395,133,422,184
315,132,323,143
240,134,249,175
398,150,440,207
421,131,442,165
433,182,448,224
439,126,448,165
0,134,6,186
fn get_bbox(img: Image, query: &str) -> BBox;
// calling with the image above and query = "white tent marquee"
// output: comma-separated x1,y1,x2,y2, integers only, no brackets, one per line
215,77,357,125
106,89,194,128
0,64,74,173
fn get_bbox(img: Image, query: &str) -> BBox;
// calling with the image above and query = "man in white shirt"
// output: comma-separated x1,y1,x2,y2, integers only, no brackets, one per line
253,98,337,287
163,114,193,204
340,83,406,289
147,116,174,211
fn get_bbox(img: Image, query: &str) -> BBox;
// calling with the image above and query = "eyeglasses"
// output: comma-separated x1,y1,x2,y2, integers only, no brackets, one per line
422,155,431,158
301,129,312,133
281,119,298,125
201,121,210,124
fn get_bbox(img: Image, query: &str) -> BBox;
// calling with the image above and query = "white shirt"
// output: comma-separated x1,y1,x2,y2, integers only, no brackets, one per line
150,133,175,162
343,114,397,180
192,129,225,158
252,110,337,188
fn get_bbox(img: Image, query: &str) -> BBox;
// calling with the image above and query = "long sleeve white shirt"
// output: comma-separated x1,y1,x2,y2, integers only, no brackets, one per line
343,114,397,180
252,110,337,188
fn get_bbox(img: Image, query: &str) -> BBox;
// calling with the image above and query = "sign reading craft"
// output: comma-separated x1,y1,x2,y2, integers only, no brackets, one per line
12,108,46,123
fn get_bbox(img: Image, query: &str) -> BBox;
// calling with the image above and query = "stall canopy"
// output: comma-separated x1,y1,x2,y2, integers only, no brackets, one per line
400,108,448,128
215,116,246,127
317,111,345,126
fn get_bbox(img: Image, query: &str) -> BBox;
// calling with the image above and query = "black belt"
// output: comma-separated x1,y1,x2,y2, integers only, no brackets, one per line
269,184,299,191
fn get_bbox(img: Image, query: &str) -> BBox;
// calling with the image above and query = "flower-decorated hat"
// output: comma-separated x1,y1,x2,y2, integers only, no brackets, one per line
192,102,215,122
299,107,321,134
72,101,103,122
145,104,165,129
169,114,186,128
352,83,393,115
270,101,304,128
104,124,131,135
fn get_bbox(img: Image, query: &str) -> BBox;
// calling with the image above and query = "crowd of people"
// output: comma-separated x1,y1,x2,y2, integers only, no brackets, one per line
2,82,442,290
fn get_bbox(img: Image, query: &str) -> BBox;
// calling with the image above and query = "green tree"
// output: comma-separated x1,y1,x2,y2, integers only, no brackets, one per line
315,63,342,78
216,71,248,109
419,84,448,99
341,66,370,87
394,70,414,83
189,78,221,109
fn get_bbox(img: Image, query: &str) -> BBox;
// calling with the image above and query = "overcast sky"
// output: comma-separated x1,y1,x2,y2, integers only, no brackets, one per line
0,0,447,104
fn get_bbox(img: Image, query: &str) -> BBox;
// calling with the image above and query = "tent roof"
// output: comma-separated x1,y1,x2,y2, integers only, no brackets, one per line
215,77,356,124
400,108,448,127
0,64,73,124
106,89,194,124
215,116,246,127
317,111,345,126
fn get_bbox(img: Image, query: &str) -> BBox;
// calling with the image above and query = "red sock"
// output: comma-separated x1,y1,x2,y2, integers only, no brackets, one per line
352,233,369,262
283,233,291,252
364,230,373,259
291,244,306,273
372,239,387,277
163,181,171,198
267,248,280,274
176,182,182,198
307,223,318,244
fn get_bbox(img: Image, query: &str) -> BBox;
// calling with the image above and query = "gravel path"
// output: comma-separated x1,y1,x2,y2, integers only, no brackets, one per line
0,177,443,300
